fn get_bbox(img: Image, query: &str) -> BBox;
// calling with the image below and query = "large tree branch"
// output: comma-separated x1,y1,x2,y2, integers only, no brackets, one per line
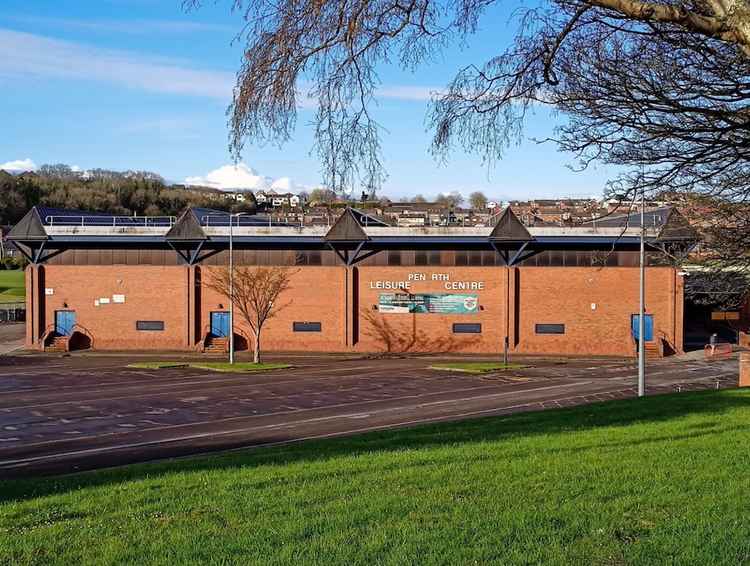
585,0,750,51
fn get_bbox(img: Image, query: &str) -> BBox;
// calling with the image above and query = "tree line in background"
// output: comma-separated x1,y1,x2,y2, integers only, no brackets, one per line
0,165,255,226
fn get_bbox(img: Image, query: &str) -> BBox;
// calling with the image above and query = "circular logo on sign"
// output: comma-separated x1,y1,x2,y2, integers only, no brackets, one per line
463,297,478,311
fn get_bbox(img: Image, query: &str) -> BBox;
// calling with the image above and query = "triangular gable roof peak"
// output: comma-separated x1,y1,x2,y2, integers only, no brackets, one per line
657,208,699,241
325,208,369,242
489,207,532,241
165,208,207,241
7,207,47,241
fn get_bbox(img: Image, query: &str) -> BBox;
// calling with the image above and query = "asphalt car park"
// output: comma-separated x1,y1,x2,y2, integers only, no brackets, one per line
0,352,739,478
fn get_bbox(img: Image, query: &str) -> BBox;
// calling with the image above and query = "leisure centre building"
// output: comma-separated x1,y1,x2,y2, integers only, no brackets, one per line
8,205,698,357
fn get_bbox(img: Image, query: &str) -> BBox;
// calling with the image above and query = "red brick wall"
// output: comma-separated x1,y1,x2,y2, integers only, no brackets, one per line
516,267,680,356
27,264,684,356
199,266,347,352
355,266,506,354
35,265,189,350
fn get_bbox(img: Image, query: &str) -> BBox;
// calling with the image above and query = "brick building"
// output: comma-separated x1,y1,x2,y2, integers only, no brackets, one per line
8,205,698,357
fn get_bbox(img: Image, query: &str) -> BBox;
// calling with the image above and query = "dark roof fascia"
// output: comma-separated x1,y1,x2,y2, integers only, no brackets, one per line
532,236,645,245
207,236,326,245
368,236,490,245
46,236,169,244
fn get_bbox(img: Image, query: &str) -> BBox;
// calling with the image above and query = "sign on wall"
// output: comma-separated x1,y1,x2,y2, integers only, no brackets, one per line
712,311,740,321
378,293,479,314
112,294,126,304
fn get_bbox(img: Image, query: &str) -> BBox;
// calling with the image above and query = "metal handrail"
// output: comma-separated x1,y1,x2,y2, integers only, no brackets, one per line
201,214,274,227
40,323,58,347
45,215,176,227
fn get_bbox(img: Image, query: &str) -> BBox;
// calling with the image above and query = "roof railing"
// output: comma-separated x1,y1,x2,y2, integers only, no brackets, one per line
45,215,176,227
201,214,274,227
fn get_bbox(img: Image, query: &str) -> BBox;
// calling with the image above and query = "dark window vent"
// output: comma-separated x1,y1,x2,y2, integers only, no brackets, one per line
293,322,322,332
136,320,165,331
453,323,482,334
535,323,565,335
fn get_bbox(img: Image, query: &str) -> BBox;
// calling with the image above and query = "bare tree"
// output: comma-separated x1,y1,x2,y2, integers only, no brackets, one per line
469,191,488,210
309,188,337,204
436,191,464,208
185,0,750,291
207,266,295,363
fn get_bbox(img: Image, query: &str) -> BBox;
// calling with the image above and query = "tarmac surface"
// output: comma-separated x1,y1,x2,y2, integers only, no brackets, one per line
0,350,739,478
0,323,24,356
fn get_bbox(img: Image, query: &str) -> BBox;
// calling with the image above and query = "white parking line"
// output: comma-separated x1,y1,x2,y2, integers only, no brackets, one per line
0,380,591,460
0,380,598,468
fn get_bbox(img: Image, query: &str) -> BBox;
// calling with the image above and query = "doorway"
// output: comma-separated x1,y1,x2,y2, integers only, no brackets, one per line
210,311,230,337
55,310,76,336
631,314,654,341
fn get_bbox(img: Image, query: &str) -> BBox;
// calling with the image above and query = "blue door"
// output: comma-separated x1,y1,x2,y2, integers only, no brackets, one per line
211,312,230,337
631,314,654,341
55,310,76,336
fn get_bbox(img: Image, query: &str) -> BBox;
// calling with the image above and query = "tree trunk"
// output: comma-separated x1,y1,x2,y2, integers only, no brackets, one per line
253,331,261,364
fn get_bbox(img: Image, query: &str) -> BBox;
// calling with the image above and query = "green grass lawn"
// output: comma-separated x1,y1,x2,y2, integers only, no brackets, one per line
430,361,525,373
0,270,25,304
3,389,750,565
127,361,291,373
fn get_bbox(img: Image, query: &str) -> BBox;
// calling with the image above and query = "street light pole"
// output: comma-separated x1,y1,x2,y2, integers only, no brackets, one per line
229,213,234,365
228,211,249,365
638,190,646,397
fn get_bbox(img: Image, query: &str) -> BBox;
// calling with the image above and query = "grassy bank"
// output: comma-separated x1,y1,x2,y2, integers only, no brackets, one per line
2,389,750,565
127,361,291,373
429,362,525,373
0,270,24,304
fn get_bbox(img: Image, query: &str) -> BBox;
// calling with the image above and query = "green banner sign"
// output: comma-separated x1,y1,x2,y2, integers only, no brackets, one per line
378,293,479,314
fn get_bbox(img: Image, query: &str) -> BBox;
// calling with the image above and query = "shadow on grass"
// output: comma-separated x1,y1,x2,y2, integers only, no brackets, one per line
1,388,749,504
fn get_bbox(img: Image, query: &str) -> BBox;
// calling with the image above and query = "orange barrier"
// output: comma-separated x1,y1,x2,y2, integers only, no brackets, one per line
704,343,733,360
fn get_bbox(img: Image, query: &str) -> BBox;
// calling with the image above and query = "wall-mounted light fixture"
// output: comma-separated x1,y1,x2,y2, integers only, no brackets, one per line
63,302,68,308
218,303,224,309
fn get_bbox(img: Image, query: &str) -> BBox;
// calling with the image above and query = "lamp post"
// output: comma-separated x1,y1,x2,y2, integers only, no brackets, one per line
228,212,248,365
638,190,646,397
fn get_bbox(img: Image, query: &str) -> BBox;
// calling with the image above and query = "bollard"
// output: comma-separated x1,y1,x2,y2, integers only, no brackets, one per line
740,352,750,388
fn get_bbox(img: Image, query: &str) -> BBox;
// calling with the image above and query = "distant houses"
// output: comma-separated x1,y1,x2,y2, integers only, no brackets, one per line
223,190,303,208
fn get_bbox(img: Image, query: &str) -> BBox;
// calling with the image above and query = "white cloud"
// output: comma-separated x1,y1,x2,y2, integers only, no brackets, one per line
0,29,442,105
185,163,271,191
377,85,443,102
185,164,312,193
0,158,37,173
0,29,235,100
270,177,298,192
6,16,233,35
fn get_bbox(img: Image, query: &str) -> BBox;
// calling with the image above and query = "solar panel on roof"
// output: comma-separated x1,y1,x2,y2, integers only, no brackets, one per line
37,206,175,227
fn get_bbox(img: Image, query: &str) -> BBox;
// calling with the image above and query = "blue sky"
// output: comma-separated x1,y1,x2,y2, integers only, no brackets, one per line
0,0,617,200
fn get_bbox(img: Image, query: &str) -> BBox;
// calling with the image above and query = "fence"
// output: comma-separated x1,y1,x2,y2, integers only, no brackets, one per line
0,302,25,323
